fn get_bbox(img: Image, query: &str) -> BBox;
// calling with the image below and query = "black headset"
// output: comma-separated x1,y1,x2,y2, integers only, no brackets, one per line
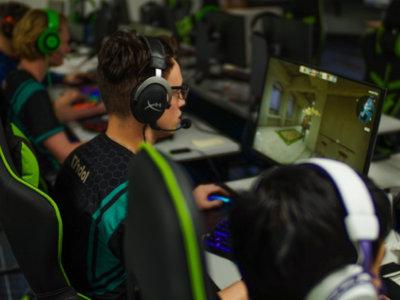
130,36,172,128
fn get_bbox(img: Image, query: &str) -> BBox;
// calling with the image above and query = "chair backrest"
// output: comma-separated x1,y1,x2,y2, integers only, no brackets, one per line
125,143,217,300
0,113,82,299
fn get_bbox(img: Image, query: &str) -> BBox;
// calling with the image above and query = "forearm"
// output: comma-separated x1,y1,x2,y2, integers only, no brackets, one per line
217,281,248,300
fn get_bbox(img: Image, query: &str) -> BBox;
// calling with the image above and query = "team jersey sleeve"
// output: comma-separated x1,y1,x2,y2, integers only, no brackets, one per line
20,89,64,146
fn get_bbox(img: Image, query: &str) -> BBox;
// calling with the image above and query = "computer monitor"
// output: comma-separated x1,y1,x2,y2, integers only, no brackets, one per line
252,57,384,174
195,11,247,77
262,16,313,64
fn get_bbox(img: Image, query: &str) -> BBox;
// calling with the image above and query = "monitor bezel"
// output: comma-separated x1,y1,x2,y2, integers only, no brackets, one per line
249,55,386,175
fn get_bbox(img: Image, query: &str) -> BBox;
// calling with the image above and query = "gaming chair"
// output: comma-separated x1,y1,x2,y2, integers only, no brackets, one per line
125,143,217,300
0,114,89,299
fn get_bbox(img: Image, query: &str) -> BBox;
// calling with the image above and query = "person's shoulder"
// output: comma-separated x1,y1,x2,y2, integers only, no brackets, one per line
84,133,133,161
4,69,40,92
9,69,34,81
62,134,108,170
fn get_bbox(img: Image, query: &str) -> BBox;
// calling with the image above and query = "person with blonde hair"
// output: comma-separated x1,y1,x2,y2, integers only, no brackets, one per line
3,8,103,181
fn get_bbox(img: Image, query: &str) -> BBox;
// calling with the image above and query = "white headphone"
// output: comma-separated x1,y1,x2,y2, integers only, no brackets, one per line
300,158,379,300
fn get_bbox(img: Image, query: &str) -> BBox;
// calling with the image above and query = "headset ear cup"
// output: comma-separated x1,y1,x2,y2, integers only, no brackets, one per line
37,29,60,55
130,77,172,124
37,9,60,55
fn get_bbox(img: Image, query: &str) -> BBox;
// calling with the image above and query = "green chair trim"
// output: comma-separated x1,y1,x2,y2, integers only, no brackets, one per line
0,145,90,300
10,123,40,188
140,143,207,300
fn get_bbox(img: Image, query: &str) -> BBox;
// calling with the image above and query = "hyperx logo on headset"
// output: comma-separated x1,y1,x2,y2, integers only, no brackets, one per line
144,99,164,112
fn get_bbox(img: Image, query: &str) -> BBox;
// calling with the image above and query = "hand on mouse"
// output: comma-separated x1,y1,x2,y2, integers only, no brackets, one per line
193,183,228,210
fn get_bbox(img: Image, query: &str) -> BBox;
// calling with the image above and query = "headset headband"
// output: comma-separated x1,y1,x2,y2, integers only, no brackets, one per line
141,36,167,73
300,158,379,243
299,158,379,300
46,9,59,32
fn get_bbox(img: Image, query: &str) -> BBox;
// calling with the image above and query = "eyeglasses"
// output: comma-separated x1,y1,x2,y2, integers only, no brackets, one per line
171,83,189,100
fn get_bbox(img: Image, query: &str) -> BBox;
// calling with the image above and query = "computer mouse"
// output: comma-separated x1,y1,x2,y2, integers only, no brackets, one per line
207,193,231,204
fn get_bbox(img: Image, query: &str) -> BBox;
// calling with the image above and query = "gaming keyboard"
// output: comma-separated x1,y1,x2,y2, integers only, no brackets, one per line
204,217,233,259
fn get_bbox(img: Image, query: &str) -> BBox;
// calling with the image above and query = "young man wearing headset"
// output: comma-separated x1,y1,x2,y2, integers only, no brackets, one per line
3,9,105,180
54,30,246,299
230,159,392,300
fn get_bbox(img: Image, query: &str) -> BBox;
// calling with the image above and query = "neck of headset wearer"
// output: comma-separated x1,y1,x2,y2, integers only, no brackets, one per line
106,114,157,154
19,57,48,82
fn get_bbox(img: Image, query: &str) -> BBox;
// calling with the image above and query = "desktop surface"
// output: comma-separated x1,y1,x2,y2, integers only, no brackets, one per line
67,114,240,162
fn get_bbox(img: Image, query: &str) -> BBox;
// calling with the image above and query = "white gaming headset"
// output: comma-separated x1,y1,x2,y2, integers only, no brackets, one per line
300,158,379,300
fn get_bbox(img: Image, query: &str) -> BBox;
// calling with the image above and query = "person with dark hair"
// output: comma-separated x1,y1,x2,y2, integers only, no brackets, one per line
0,1,28,84
230,160,392,300
54,30,246,299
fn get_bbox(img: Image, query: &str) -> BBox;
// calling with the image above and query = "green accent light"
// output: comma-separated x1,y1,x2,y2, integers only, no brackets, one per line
140,143,206,300
0,147,70,286
194,5,219,22
303,15,316,25
47,36,58,48
0,141,91,300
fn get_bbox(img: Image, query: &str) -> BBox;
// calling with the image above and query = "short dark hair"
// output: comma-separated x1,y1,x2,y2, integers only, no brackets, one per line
230,165,392,300
97,30,177,118
0,1,29,39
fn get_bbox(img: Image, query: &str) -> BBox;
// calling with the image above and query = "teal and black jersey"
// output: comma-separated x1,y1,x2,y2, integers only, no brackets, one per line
55,133,135,299
3,69,64,175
